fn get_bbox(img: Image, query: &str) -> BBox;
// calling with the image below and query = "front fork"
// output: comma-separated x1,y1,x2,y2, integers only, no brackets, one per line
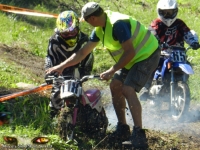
69,98,79,141
170,67,187,103
170,68,175,107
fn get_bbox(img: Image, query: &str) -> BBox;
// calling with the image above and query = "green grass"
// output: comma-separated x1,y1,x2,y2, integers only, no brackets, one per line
0,13,54,57
0,0,200,149
0,60,35,88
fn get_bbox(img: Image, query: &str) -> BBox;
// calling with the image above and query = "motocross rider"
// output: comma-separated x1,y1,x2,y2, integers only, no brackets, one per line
139,0,200,101
44,11,94,118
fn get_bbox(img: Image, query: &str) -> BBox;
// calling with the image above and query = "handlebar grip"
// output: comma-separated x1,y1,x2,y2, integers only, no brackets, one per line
94,75,100,78
94,75,101,80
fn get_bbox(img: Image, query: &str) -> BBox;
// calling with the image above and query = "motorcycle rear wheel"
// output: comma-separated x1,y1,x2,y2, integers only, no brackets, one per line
170,81,190,121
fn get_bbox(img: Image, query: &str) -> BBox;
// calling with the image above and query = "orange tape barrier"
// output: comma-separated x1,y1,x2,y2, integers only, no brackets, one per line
0,4,58,18
0,84,52,102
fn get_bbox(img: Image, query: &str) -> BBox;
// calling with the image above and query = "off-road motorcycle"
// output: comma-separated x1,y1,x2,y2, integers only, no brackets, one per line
46,75,108,141
148,44,199,121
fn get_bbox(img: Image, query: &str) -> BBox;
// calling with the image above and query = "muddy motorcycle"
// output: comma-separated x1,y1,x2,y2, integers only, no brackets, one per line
46,75,108,141
148,45,199,121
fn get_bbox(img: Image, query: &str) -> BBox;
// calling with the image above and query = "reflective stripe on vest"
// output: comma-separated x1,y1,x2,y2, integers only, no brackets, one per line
110,21,151,57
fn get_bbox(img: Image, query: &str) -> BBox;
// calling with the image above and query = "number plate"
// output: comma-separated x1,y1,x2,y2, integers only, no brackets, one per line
171,50,186,62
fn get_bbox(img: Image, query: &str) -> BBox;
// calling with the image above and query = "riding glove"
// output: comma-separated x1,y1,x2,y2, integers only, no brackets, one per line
191,42,200,50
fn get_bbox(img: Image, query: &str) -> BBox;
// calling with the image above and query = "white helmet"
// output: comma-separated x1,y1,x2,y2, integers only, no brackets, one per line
157,0,178,27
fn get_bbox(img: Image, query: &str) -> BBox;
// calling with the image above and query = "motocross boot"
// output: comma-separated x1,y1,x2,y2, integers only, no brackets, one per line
107,122,130,149
123,126,148,149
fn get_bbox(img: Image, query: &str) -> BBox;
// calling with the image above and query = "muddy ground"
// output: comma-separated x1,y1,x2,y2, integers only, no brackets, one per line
0,43,200,149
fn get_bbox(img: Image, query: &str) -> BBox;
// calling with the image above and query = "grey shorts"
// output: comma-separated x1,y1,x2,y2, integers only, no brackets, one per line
113,47,161,93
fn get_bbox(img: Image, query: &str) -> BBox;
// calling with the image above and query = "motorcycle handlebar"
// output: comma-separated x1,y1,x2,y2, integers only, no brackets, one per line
161,43,200,51
45,75,101,84
80,75,101,82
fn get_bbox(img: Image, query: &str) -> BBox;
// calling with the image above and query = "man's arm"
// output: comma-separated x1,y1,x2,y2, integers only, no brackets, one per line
46,41,98,75
112,38,135,71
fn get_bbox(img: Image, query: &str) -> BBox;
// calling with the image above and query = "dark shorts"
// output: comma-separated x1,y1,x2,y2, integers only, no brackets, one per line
113,47,161,93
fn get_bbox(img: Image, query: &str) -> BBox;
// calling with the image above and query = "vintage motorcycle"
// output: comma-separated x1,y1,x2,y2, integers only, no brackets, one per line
148,44,199,121
46,75,108,141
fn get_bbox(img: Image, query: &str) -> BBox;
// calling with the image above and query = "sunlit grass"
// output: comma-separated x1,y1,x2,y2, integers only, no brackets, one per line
0,60,39,88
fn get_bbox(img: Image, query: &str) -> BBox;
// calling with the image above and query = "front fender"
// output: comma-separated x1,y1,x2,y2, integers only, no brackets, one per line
173,63,194,74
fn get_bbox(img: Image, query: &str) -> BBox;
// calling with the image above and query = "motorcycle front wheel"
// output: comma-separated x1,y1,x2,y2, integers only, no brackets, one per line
170,81,190,121
57,107,73,141
77,105,108,140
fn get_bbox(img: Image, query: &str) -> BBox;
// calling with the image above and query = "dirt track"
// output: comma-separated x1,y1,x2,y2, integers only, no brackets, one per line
105,100,200,149
0,44,44,83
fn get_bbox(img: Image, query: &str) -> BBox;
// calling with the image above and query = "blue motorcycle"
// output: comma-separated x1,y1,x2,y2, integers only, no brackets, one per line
149,45,198,121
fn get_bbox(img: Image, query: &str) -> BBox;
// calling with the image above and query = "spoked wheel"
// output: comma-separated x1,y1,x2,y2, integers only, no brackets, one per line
170,81,190,121
57,107,73,141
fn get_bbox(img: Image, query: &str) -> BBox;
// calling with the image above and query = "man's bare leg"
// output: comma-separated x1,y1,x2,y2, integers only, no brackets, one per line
122,85,142,128
110,79,126,124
